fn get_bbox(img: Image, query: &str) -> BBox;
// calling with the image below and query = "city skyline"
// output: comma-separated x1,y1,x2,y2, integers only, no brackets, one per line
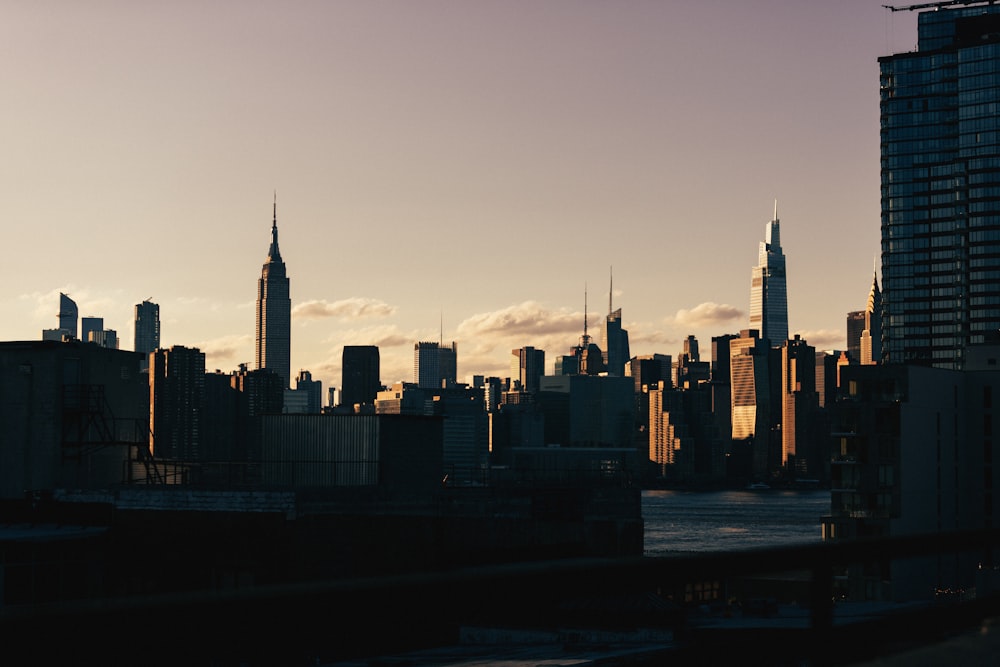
3,2,919,391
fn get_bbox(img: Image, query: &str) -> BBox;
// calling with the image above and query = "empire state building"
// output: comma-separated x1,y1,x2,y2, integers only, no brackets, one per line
255,200,291,388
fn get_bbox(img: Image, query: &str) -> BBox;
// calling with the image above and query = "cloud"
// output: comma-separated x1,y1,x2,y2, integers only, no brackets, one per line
194,333,253,370
292,298,395,321
792,329,844,350
671,302,743,328
456,301,581,338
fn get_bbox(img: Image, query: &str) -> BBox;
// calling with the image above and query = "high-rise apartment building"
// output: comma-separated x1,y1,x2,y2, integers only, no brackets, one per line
880,3,1000,368
341,345,381,409
149,345,205,460
748,202,789,348
602,273,630,377
255,200,291,388
134,299,160,357
846,310,866,363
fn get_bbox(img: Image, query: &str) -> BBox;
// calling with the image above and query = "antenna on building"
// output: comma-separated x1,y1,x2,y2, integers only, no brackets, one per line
609,266,613,317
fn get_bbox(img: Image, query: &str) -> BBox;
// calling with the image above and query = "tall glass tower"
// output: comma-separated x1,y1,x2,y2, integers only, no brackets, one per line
880,3,1000,368
255,199,291,388
748,202,788,347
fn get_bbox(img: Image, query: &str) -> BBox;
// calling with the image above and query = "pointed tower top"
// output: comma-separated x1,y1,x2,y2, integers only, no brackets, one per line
773,199,778,221
267,194,282,263
608,266,613,317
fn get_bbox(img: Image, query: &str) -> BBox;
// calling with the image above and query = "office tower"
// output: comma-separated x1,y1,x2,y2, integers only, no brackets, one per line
341,345,381,408
149,345,205,460
81,317,103,344
255,199,291,388
414,341,457,389
880,3,1000,368
58,292,78,339
729,329,774,480
134,299,160,356
602,271,630,377
860,266,882,366
748,202,789,347
89,329,118,349
846,310,866,363
511,346,545,393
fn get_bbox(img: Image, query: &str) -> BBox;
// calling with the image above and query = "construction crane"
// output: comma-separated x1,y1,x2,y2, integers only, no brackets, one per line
884,0,998,11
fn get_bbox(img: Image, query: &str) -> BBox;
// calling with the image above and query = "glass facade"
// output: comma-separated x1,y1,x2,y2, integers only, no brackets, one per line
880,5,1000,368
748,207,788,347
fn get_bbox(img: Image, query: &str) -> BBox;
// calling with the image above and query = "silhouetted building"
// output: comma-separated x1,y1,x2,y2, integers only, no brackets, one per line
880,4,1000,368
647,381,725,484
846,310,865,364
285,369,322,414
0,340,146,498
341,345,380,409
255,199,291,388
536,375,635,452
781,335,819,476
673,335,711,389
149,345,205,460
602,273,630,377
749,202,789,348
43,292,79,341
134,299,160,357
826,346,1000,601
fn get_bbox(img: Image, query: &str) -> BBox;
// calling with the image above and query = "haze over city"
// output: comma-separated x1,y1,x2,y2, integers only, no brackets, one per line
2,1,919,391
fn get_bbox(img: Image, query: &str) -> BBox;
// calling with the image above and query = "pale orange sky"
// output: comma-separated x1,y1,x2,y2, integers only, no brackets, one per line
2,1,918,391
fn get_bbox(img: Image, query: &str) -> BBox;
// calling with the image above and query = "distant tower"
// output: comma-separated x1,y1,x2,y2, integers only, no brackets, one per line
134,299,160,357
602,268,630,377
414,341,457,389
846,310,866,363
511,346,545,393
341,345,381,408
58,292,78,339
255,196,291,388
749,201,789,347
860,263,882,366
81,317,103,344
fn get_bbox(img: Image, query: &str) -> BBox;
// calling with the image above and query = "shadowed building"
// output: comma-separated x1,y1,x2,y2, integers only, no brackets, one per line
149,345,205,460
414,341,457,389
341,345,381,410
134,299,160,358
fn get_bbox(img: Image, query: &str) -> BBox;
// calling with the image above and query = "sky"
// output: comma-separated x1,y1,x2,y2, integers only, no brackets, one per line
2,1,922,394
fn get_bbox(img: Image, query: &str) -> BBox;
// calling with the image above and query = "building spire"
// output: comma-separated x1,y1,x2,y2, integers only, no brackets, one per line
267,192,282,263
773,198,778,222
608,266,613,317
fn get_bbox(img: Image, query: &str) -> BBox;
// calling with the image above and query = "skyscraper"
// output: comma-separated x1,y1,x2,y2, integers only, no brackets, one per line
149,345,205,460
602,269,630,377
414,341,457,389
749,202,789,348
134,299,160,357
880,3,1000,368
58,292,77,339
341,345,381,408
255,198,291,388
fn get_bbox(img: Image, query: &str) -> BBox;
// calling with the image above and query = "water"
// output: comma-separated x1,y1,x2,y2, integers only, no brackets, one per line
642,488,830,554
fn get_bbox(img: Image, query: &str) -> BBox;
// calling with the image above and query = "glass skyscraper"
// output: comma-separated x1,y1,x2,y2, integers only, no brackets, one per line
255,201,291,388
880,3,1000,368
748,202,788,348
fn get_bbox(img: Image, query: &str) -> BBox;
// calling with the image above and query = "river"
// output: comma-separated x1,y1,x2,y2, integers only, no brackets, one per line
642,488,830,554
